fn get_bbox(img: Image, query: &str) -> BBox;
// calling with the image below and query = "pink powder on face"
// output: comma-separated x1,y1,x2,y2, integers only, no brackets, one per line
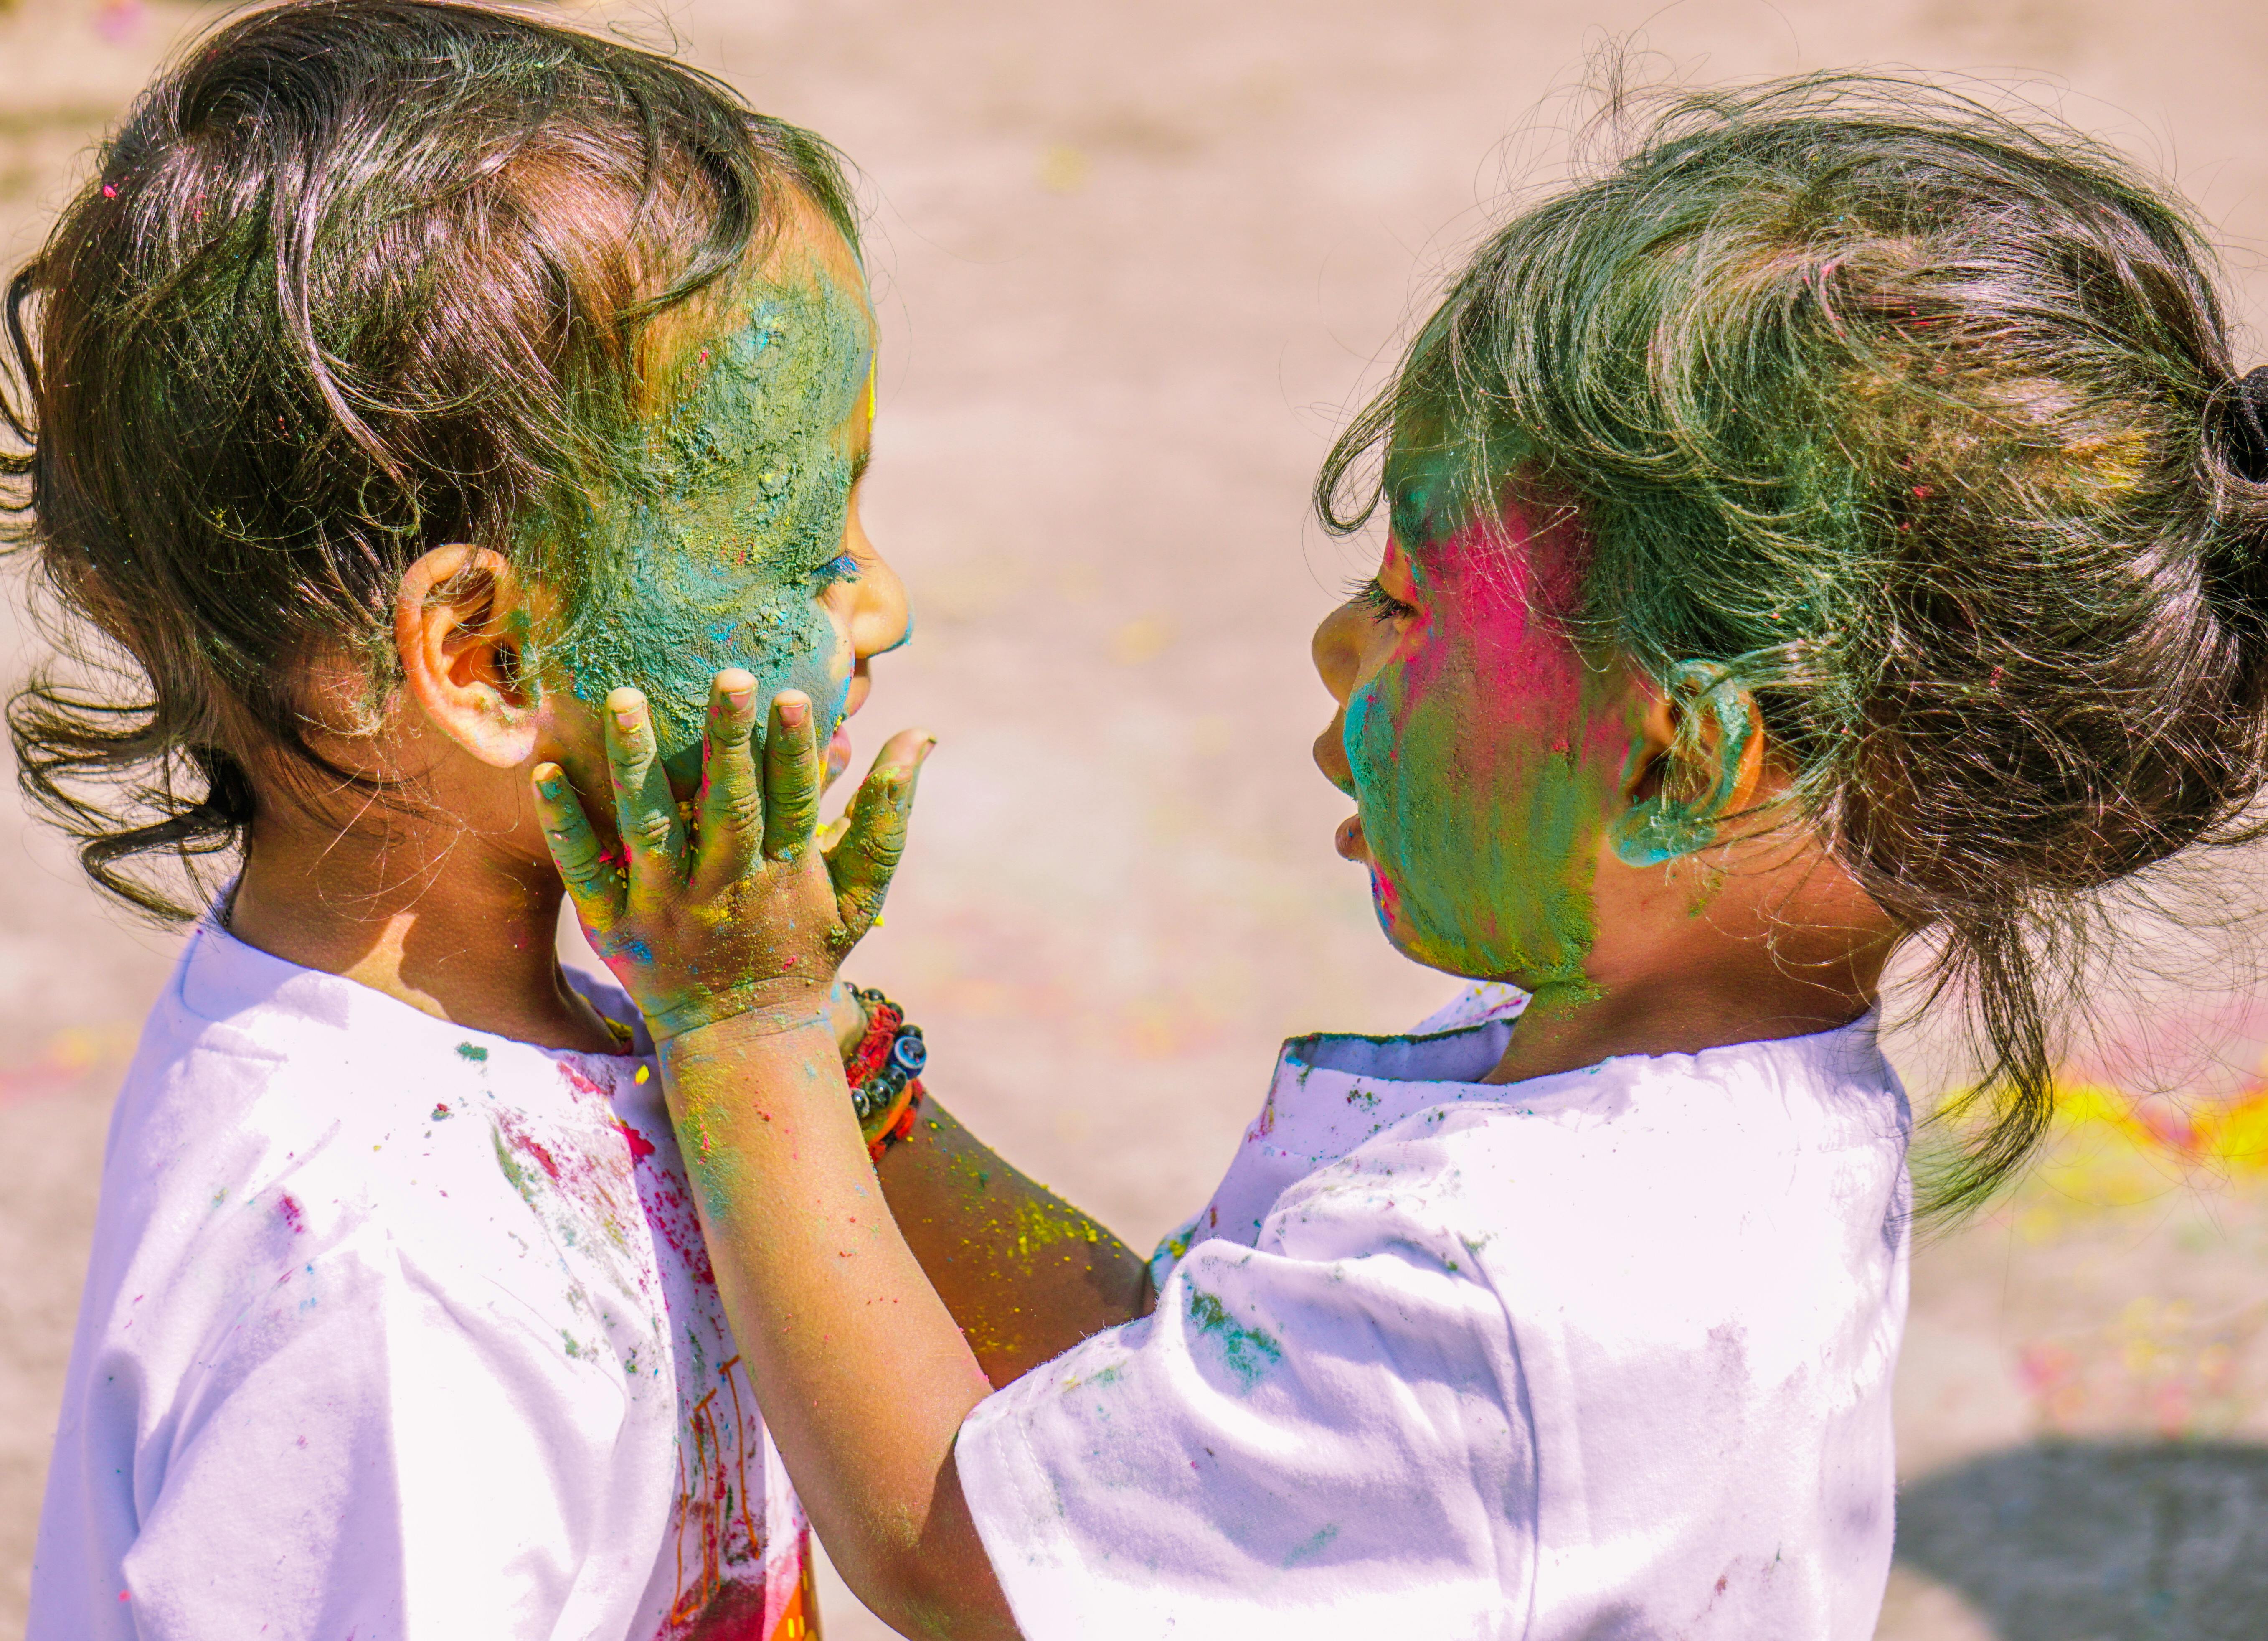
1348,488,1631,979
1412,497,1620,765
1367,862,1403,931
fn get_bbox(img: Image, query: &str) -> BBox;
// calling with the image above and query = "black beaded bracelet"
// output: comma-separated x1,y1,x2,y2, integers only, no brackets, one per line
851,1022,926,1123
845,988,929,1155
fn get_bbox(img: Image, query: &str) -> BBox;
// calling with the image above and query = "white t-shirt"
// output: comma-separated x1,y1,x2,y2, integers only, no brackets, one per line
30,920,814,1641
957,984,1911,1640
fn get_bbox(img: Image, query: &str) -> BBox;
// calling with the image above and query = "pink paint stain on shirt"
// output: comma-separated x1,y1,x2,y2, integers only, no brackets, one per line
277,1194,306,1234
614,1118,657,1163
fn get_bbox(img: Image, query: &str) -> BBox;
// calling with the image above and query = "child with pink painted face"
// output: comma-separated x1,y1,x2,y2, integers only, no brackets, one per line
537,80,2268,1640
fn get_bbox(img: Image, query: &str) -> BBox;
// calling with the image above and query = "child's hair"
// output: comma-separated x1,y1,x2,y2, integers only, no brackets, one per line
1321,74,2268,1212
0,0,857,920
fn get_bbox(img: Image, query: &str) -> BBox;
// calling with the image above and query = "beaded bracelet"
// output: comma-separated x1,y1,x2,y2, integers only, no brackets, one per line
846,986,927,1160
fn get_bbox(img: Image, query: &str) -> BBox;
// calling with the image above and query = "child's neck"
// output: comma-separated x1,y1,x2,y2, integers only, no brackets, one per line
1484,962,1880,1086
1482,893,1894,1086
228,811,622,1055
1477,815,1901,1086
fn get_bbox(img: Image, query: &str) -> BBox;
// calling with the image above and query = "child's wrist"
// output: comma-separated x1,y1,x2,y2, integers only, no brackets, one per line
643,981,838,1047
829,981,872,1057
654,1008,840,1092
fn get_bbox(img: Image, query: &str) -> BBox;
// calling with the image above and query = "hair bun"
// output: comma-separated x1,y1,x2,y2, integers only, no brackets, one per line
2230,366,2268,484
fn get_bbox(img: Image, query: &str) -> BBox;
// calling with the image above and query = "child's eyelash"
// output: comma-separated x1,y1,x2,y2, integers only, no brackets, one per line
813,553,862,586
1349,576,1418,622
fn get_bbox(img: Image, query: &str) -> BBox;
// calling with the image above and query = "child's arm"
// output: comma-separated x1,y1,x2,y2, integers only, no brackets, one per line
828,983,1154,1383
658,1006,1017,1637
532,673,1040,1636
876,1097,1154,1385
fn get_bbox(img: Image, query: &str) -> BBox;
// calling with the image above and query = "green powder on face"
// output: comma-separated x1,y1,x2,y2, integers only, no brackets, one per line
546,263,873,765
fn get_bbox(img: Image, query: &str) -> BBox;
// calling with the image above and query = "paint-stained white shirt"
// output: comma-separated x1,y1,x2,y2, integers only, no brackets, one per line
956,983,1911,1640
30,920,815,1641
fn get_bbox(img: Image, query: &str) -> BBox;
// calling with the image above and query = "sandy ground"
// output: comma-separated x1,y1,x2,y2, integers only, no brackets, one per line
6,0,2268,1636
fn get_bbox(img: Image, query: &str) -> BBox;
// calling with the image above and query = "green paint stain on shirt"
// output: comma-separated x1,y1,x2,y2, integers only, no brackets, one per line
490,1128,538,1209
1185,1285,1283,1390
1284,1523,1341,1567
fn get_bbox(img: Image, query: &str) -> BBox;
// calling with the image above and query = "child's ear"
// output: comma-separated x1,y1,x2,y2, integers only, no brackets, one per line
394,545,540,769
1610,660,1765,867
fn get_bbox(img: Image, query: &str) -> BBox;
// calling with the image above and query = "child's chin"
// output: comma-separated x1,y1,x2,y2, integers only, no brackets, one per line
1368,880,1454,974
1370,867,1506,979
1372,898,1530,986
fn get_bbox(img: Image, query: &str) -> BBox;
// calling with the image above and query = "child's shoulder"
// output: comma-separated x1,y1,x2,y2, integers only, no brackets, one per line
1174,998,1909,1278
1274,1014,1910,1326
1282,995,1903,1169
95,924,667,1356
118,922,636,1161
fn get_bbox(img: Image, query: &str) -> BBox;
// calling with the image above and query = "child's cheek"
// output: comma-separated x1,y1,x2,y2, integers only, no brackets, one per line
1345,626,1607,986
583,556,853,786
1344,650,1482,962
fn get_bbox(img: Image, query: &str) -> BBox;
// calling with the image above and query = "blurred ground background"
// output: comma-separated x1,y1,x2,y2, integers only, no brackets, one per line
4,0,2268,1636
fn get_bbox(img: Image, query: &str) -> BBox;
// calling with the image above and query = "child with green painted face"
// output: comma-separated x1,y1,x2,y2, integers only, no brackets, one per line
11,5,930,1636
535,74,2268,1641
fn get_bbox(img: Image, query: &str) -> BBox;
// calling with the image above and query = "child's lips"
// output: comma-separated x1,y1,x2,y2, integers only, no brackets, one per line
1335,814,1370,862
827,727,852,784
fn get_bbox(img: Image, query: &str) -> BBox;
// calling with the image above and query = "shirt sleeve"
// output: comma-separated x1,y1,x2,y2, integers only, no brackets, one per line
955,1201,1540,1641
117,1234,628,1641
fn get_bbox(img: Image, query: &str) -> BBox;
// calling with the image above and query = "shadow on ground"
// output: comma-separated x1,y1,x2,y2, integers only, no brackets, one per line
1896,1440,2268,1640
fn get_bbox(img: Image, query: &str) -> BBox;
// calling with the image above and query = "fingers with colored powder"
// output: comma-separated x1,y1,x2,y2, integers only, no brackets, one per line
692,669,763,892
828,728,933,942
761,691,825,862
530,668,931,1041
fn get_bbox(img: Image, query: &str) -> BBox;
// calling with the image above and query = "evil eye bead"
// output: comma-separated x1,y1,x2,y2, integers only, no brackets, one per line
890,1030,927,1076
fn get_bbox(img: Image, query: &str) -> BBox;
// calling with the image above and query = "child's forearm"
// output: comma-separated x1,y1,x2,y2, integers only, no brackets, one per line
876,1098,1152,1386
660,1013,1022,1641
534,687,1028,1632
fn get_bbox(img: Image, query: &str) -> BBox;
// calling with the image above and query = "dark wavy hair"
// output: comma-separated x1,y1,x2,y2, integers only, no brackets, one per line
1320,75,2268,1212
0,0,857,919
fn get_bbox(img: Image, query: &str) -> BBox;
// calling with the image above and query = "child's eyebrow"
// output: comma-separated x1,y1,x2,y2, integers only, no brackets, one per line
851,445,873,485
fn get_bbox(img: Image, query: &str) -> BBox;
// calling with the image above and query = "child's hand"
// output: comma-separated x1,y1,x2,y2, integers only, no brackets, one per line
530,669,933,1043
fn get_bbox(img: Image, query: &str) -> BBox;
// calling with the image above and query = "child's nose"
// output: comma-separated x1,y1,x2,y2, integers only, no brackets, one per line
1312,598,1366,705
847,551,913,660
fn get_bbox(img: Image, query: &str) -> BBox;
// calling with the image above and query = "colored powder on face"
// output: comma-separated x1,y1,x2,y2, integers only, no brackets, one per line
1343,472,1629,989
546,261,874,774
